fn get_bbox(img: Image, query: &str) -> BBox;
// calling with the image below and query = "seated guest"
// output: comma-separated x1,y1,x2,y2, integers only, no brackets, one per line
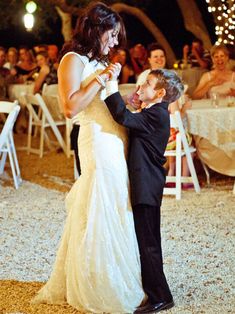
111,48,136,83
136,43,167,85
33,51,58,94
14,46,38,82
0,47,11,99
130,43,148,76
193,44,235,99
0,47,9,75
192,44,235,177
182,38,211,70
47,44,59,69
4,47,18,71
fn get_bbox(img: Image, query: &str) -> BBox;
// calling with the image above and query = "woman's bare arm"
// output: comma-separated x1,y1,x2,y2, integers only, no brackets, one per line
58,54,109,118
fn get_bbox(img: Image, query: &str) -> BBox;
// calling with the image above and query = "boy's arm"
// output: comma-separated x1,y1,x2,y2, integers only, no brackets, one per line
105,90,159,134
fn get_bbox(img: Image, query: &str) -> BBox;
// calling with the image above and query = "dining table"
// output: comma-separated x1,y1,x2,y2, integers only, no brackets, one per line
186,97,235,193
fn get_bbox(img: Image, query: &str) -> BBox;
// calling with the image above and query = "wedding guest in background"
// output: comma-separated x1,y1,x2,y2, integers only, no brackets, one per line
192,44,235,177
182,38,211,70
111,48,136,83
130,43,148,76
136,43,167,85
193,44,235,99
14,46,38,83
33,51,58,94
4,47,18,71
47,44,59,69
0,47,10,99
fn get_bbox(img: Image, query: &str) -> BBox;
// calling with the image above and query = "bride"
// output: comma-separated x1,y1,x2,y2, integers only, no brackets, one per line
31,2,144,313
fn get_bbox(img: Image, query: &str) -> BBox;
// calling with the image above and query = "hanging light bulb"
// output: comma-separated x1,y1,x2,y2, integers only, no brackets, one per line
26,1,37,14
23,13,34,31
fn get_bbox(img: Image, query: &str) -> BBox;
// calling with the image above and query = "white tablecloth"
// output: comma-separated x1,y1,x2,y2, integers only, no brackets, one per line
8,83,34,106
187,99,235,155
187,98,235,176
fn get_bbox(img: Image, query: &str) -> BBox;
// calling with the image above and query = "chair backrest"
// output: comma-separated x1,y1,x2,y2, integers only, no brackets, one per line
24,93,66,154
0,100,19,114
0,103,20,150
42,83,64,119
172,111,191,152
42,83,58,96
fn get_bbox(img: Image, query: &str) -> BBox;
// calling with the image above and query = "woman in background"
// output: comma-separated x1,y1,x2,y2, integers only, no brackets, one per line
192,44,235,176
193,44,235,99
33,51,58,94
112,48,136,83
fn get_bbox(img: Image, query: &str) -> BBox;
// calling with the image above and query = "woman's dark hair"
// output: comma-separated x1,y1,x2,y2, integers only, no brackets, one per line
60,2,126,64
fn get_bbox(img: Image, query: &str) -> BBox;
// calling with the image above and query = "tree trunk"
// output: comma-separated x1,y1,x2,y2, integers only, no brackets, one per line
176,0,212,49
56,6,72,42
111,3,176,67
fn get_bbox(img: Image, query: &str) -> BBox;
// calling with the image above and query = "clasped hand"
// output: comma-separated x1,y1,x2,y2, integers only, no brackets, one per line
100,62,122,81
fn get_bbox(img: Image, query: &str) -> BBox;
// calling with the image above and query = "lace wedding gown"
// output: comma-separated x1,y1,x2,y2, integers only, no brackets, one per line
32,53,144,313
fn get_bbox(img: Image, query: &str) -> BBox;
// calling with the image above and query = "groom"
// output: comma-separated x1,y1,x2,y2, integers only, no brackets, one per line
104,65,183,313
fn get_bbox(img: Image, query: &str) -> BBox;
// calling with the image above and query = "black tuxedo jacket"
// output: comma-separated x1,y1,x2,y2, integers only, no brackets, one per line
105,92,170,207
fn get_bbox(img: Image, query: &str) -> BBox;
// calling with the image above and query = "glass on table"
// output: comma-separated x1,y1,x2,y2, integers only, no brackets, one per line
210,92,219,108
227,96,235,107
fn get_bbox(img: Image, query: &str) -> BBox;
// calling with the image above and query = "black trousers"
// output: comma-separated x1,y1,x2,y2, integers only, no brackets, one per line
70,124,81,175
133,204,173,304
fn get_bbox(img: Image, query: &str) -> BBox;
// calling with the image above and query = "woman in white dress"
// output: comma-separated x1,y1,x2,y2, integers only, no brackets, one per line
31,2,144,313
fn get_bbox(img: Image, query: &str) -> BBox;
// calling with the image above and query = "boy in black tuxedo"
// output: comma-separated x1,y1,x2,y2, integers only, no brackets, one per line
104,66,183,313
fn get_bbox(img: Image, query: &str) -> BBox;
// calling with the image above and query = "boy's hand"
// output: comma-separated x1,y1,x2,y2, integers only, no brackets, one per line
126,86,142,110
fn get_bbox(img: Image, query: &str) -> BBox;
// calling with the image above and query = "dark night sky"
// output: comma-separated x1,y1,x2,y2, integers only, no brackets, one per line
0,0,216,59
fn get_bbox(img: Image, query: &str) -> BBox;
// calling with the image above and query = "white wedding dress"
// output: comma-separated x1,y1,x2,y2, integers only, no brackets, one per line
32,53,144,313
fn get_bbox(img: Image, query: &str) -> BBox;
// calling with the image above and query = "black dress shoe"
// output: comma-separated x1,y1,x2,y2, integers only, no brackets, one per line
133,300,174,313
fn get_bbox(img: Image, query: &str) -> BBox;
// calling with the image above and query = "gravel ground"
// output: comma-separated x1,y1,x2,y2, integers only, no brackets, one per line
0,134,235,313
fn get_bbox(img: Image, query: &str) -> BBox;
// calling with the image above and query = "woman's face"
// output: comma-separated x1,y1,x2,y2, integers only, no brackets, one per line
117,49,126,65
8,50,18,64
212,49,229,70
36,54,47,67
149,49,166,70
101,26,119,55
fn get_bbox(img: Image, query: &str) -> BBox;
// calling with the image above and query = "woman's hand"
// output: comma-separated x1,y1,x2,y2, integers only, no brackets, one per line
210,76,227,88
108,62,122,80
100,62,122,82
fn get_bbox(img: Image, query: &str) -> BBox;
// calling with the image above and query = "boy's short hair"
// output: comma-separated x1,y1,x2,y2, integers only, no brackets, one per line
149,69,184,103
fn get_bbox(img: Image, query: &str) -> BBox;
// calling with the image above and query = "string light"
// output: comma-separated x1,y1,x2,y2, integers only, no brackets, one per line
205,0,235,45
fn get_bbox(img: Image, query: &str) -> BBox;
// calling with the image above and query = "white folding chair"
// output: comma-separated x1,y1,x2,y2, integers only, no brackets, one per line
42,83,58,96
23,93,67,158
42,84,72,158
164,111,200,200
0,101,22,189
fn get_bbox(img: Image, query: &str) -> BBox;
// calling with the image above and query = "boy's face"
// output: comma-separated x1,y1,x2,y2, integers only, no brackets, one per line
138,74,163,104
